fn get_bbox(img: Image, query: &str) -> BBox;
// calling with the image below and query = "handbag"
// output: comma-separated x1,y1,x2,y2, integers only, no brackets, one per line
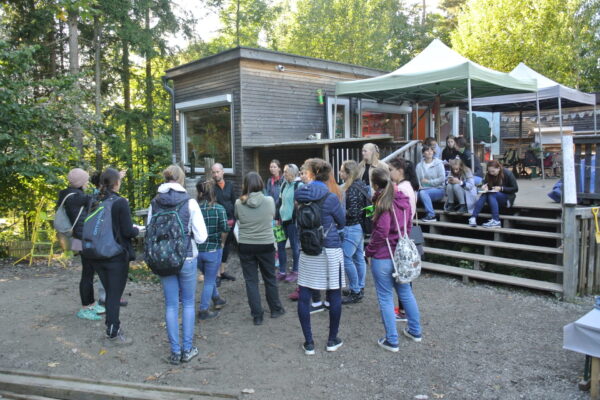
385,206,422,284
273,223,287,243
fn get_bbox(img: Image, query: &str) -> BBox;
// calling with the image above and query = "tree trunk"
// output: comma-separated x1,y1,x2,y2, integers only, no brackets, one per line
93,15,103,172
145,7,155,194
422,0,426,24
121,38,135,209
68,9,84,162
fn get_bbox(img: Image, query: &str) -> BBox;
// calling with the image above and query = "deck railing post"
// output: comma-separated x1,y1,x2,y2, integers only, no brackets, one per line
562,134,578,300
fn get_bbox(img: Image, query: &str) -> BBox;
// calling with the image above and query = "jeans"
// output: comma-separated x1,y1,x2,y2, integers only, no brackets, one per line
472,191,510,221
160,257,198,354
238,247,284,318
342,224,366,293
297,286,341,343
197,250,222,311
418,188,445,218
277,222,300,273
371,258,421,345
90,253,129,337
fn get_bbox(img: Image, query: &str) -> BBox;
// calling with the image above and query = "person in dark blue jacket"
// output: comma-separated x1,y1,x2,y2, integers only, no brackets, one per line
294,158,345,355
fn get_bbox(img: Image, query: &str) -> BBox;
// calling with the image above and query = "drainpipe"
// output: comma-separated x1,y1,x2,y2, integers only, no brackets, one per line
161,76,177,164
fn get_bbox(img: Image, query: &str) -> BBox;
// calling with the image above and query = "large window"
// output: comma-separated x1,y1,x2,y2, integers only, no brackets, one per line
177,95,233,173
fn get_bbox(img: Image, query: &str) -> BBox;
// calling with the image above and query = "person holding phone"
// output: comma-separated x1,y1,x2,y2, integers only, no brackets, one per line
444,159,477,213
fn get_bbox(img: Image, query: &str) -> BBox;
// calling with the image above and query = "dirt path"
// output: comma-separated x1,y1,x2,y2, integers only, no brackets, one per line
0,259,591,400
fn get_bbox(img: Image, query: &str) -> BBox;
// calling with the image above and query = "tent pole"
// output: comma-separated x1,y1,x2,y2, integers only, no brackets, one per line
536,91,545,180
558,95,563,138
467,78,475,172
358,98,362,138
416,102,419,141
333,95,338,140
594,103,597,135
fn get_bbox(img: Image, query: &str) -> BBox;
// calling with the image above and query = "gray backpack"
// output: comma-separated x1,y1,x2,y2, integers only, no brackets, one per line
54,193,83,237
81,195,123,260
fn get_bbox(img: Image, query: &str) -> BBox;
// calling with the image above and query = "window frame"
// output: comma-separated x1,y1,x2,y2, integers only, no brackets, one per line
326,96,351,139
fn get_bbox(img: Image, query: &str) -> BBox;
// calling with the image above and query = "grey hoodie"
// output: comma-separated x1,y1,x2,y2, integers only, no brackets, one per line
235,192,276,245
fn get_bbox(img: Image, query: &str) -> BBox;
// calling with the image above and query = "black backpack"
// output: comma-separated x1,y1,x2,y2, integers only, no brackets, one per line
81,195,123,260
296,195,329,256
144,199,190,276
354,184,373,235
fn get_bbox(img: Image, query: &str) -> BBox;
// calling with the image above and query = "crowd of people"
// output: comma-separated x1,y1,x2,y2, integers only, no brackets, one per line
56,138,517,362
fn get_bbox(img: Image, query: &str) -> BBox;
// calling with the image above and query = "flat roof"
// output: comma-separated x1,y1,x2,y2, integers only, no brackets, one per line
165,47,386,80
243,135,394,149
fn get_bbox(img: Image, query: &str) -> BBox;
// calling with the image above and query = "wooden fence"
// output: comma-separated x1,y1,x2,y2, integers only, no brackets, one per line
574,208,600,295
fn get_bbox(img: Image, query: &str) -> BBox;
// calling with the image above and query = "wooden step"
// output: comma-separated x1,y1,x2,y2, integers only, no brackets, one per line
0,389,61,400
419,220,562,239
422,261,564,293
423,247,563,273
418,208,561,225
423,233,563,254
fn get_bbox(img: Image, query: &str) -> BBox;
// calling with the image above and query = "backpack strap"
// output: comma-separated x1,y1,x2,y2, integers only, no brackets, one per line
354,183,372,206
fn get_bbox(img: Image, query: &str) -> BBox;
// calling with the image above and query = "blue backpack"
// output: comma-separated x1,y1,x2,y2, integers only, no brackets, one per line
81,195,123,260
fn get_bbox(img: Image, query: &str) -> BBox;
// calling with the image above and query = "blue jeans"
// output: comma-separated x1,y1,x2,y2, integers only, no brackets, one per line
277,222,300,273
418,187,445,218
197,249,222,311
342,224,366,293
472,192,510,221
160,257,198,354
371,258,421,345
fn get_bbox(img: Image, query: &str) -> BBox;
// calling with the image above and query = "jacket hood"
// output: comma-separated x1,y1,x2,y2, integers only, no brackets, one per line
393,189,412,214
423,158,444,168
245,191,266,208
154,183,190,208
294,181,329,202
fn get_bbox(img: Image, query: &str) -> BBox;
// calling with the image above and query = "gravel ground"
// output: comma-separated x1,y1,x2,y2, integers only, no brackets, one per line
0,257,593,400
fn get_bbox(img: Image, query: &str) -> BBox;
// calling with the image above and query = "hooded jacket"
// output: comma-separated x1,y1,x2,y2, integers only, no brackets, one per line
235,191,276,245
147,183,208,258
365,189,412,259
416,158,446,189
294,181,345,248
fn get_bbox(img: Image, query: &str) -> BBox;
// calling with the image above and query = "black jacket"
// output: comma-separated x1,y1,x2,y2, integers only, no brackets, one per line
56,188,90,240
345,180,370,226
442,147,460,163
104,192,139,261
215,181,236,220
483,168,519,204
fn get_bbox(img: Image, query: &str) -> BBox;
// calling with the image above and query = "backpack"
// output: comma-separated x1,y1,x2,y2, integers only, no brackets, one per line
144,199,190,276
385,206,421,284
353,183,373,235
81,195,123,260
54,192,84,237
296,195,328,256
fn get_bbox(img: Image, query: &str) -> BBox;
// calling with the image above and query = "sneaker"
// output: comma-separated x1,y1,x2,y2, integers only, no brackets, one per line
395,309,408,322
285,271,298,283
212,297,227,310
455,204,468,213
253,315,264,326
421,215,436,223
220,272,236,281
169,352,181,365
468,217,477,227
303,342,315,355
181,346,199,363
323,300,330,310
378,338,399,353
77,308,102,321
403,328,422,342
105,329,133,346
288,287,300,301
342,288,352,296
483,219,501,228
310,304,325,314
276,272,287,282
341,291,362,305
271,308,286,318
326,337,343,352
91,303,105,315
443,204,454,213
198,309,219,320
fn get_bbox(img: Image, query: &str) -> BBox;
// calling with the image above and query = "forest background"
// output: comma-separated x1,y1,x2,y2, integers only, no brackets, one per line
0,0,599,242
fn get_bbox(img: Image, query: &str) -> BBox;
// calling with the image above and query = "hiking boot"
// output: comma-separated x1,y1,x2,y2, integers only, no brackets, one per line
168,352,181,365
271,308,286,318
77,308,102,321
309,303,325,314
303,342,315,355
483,219,501,228
284,271,298,283
403,328,422,342
105,329,133,346
341,291,362,305
181,346,199,363
468,217,477,227
288,287,300,301
91,303,105,315
198,309,219,320
326,337,343,352
276,272,287,282
378,338,399,353
212,297,227,310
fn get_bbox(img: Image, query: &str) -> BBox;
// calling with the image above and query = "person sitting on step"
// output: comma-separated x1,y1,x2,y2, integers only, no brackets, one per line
444,159,477,214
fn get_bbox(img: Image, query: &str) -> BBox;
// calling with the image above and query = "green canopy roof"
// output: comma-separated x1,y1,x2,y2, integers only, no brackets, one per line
335,39,537,102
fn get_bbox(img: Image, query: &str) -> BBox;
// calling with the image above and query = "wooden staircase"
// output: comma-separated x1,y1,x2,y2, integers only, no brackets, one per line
417,204,564,295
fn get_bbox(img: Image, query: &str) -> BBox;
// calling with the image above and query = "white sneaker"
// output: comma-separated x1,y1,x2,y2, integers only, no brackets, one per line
468,217,477,227
483,219,501,228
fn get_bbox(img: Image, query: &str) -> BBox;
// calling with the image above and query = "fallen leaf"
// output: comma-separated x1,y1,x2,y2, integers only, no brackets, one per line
71,348,78,354
433,393,444,399
415,395,428,400
242,388,255,394
99,349,107,355
47,362,59,367
145,375,158,381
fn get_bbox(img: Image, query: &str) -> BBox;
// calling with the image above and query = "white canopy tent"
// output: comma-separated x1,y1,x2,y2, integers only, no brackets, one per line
335,39,538,171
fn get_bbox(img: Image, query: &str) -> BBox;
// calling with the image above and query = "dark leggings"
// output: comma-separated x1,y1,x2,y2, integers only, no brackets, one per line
90,253,129,337
79,256,95,306
298,286,341,344
220,229,236,264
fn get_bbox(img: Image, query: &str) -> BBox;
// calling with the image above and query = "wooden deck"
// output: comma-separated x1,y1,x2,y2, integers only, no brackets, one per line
511,177,561,209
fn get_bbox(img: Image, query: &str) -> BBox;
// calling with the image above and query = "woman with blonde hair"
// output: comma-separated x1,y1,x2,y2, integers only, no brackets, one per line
339,160,370,304
357,143,385,189
445,159,477,213
147,165,208,364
